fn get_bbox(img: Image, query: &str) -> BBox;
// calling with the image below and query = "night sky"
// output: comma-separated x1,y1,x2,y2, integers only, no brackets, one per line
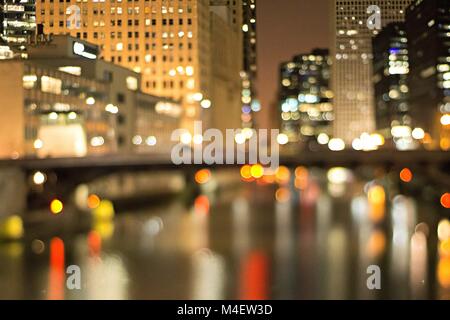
256,0,330,127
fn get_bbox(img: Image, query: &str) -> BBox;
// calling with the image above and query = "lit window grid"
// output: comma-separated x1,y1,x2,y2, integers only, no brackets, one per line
36,0,211,108
332,0,414,144
21,62,115,155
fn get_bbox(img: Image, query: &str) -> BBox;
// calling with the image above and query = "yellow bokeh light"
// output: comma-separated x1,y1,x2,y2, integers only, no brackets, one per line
250,164,264,179
0,215,24,240
93,200,115,221
440,239,450,258
50,199,63,215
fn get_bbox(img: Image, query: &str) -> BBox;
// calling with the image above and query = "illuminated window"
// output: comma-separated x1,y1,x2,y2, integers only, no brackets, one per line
23,75,37,89
41,76,62,95
126,76,138,91
58,66,81,76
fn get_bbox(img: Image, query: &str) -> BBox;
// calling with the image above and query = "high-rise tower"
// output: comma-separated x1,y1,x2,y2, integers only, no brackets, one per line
331,0,413,144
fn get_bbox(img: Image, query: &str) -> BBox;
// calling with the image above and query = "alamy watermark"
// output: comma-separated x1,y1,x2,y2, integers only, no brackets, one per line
170,121,280,171
66,265,82,290
366,265,381,290
367,5,382,30
66,5,81,30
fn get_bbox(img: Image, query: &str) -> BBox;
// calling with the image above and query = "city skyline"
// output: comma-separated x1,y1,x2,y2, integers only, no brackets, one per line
0,0,449,304
256,0,330,129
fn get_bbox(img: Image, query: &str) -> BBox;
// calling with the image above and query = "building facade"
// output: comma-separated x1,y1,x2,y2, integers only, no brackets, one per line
241,0,257,127
279,49,333,144
405,0,450,150
210,0,257,127
36,0,243,133
331,0,413,145
209,1,243,131
0,36,181,159
0,0,36,52
372,22,410,140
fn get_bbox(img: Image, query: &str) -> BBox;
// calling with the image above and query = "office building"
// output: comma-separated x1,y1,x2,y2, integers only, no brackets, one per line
279,49,333,144
405,0,450,150
0,35,180,158
209,1,243,131
372,22,410,140
331,0,413,145
0,0,36,52
241,0,258,127
36,0,243,132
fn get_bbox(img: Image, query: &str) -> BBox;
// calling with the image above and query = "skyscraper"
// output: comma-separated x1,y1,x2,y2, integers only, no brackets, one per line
0,0,36,52
241,0,258,127
331,0,413,145
372,22,410,140
37,0,243,131
211,0,258,128
278,49,333,145
405,0,450,150
209,0,243,131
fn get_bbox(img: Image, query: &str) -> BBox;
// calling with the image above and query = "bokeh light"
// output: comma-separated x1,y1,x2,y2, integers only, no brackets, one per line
240,165,253,180
438,219,450,242
437,257,450,289
275,166,290,185
441,193,450,209
194,195,210,215
275,187,291,203
195,169,212,184
50,199,64,215
250,164,264,179
32,171,46,185
368,185,386,223
87,194,101,209
399,168,413,183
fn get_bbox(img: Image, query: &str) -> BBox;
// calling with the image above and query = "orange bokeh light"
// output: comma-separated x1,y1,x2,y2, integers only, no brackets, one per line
87,194,101,209
240,165,253,180
50,199,63,215
275,187,291,203
294,166,308,190
261,174,275,184
275,166,290,185
441,193,450,209
367,230,386,258
194,195,210,215
399,168,413,183
195,169,211,184
368,185,386,223
48,237,65,300
88,231,102,256
437,257,450,289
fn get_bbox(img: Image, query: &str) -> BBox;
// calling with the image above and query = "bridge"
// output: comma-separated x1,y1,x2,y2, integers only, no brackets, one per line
1,149,449,171
0,150,448,215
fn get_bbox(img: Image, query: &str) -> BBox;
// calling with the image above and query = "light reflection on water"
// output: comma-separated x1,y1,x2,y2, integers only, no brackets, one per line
0,166,449,300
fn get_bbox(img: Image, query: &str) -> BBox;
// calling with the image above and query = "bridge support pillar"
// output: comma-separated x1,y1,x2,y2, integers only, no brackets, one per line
0,166,26,219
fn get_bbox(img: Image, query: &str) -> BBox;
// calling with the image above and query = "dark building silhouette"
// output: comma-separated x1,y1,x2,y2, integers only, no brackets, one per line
405,0,450,148
372,22,410,137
